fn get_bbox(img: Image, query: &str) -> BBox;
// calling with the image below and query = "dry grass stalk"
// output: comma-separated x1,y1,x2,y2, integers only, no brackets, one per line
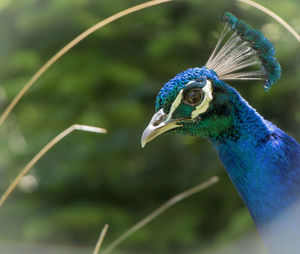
0,124,107,208
0,0,173,129
1,0,299,128
93,224,109,254
102,176,219,254
237,0,300,43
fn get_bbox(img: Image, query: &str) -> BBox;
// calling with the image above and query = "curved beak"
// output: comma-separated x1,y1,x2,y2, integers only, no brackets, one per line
141,108,180,148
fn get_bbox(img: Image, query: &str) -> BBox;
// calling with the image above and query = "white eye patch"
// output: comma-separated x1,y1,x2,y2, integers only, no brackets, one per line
166,80,213,120
166,89,183,122
191,80,213,119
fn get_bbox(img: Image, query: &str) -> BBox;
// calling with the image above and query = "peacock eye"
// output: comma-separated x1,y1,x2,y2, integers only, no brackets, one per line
184,88,204,106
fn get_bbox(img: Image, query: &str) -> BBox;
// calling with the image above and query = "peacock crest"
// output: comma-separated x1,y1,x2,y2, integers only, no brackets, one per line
206,12,281,91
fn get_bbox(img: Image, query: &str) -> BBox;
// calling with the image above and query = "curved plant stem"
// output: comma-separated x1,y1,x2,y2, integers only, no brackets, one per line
102,176,219,254
0,124,107,208
237,0,300,43
0,0,173,128
1,0,299,129
93,224,109,254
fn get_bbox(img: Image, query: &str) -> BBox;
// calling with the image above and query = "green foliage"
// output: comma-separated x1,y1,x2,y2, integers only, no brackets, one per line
0,0,299,253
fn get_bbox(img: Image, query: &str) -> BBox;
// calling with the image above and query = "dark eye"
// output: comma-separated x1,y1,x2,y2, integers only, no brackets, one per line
184,88,204,106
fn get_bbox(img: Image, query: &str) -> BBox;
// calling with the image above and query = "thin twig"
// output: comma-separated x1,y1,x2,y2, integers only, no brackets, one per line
93,224,109,254
0,124,107,208
237,0,300,43
102,176,219,254
0,0,172,129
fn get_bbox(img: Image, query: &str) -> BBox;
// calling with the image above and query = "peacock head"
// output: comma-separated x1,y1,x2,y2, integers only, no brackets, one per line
141,12,281,147
141,67,234,147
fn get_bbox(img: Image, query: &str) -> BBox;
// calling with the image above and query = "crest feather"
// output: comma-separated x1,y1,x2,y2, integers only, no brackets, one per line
206,12,281,91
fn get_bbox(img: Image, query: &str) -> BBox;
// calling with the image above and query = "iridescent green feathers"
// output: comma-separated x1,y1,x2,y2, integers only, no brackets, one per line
206,12,281,91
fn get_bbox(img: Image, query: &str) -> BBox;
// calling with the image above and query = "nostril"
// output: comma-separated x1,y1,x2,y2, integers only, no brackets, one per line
153,118,162,126
153,114,166,126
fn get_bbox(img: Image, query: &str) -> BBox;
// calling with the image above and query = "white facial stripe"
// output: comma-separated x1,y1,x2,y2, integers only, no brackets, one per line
165,79,213,121
191,80,213,119
166,89,183,122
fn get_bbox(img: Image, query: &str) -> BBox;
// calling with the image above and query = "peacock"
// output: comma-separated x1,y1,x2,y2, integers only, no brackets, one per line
141,12,300,254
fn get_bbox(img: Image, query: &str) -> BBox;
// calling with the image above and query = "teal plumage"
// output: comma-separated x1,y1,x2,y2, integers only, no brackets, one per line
142,13,300,254
221,12,281,90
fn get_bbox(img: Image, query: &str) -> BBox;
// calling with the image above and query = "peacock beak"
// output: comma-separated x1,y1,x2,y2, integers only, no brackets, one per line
141,108,180,148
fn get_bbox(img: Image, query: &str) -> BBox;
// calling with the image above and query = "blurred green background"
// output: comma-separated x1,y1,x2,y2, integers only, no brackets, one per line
0,0,299,253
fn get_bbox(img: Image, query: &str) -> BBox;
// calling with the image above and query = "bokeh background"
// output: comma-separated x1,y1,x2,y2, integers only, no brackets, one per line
0,0,299,253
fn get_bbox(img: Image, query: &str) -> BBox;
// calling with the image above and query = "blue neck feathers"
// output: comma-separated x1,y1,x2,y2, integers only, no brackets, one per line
209,87,300,228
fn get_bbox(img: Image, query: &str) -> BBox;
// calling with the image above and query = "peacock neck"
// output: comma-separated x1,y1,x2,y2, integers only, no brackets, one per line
208,88,300,227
